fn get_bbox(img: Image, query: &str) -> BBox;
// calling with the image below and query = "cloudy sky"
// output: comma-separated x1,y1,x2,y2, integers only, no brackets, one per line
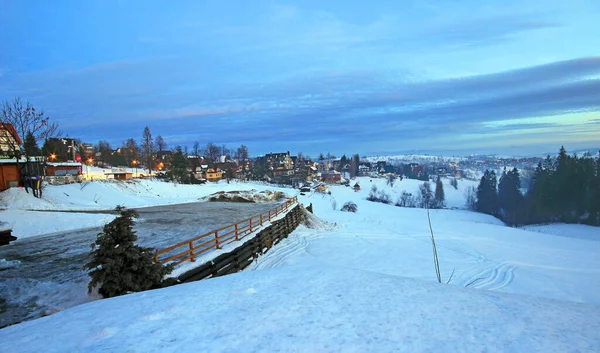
1,1,599,157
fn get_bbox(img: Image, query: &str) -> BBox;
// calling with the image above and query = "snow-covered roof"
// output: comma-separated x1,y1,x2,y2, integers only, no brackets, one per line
0,157,24,164
46,162,82,167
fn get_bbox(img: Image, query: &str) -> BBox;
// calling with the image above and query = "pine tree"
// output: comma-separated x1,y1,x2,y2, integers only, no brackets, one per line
476,170,498,216
23,130,40,156
498,168,523,225
85,207,172,298
434,178,445,209
168,146,189,183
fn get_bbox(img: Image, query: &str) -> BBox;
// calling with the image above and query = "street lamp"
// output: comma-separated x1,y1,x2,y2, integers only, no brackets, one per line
49,153,56,161
132,160,138,178
87,158,93,180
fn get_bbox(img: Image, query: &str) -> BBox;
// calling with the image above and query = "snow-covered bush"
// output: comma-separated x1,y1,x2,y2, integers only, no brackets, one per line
367,185,378,201
341,201,358,213
464,185,477,211
396,191,417,208
85,207,173,298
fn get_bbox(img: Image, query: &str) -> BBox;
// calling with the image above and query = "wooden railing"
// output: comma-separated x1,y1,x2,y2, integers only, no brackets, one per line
154,196,298,265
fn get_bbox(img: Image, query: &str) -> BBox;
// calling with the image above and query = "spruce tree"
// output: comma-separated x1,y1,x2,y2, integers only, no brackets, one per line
476,170,498,216
85,207,173,298
23,130,40,156
434,178,445,209
498,168,523,225
168,146,189,183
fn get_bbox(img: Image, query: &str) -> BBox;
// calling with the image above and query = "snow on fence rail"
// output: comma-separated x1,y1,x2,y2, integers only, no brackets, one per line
154,196,298,265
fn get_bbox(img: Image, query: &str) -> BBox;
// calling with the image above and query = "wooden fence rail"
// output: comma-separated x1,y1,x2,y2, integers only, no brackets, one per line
154,196,298,265
177,204,303,283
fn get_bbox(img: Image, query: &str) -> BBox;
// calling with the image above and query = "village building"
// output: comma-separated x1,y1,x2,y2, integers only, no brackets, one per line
105,167,133,180
0,124,23,191
358,164,370,177
45,162,83,185
321,170,342,183
205,168,222,182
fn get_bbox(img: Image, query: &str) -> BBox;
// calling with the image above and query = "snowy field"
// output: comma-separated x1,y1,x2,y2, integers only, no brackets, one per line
1,177,599,351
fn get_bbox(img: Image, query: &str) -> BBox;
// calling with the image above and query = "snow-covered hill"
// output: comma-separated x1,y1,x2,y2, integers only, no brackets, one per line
1,177,599,351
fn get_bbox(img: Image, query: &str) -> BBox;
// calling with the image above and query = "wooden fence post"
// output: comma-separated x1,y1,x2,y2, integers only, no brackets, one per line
260,214,263,226
189,241,196,262
215,231,220,249
250,218,253,233
235,224,239,240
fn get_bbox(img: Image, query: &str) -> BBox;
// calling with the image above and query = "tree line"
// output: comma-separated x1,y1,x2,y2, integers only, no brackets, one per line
475,146,600,226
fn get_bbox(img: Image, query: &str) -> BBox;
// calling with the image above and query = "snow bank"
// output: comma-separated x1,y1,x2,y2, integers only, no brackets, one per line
0,179,295,212
1,265,598,352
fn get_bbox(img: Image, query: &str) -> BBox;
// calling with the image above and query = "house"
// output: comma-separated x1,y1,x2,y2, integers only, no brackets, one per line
0,124,23,191
45,162,83,184
322,170,342,184
0,157,23,191
46,137,78,161
353,182,361,192
205,168,222,182
263,151,295,183
0,123,22,154
411,165,425,178
358,164,370,177
105,168,133,180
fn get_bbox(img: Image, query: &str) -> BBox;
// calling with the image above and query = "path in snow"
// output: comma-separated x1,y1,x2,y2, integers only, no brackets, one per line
0,201,277,328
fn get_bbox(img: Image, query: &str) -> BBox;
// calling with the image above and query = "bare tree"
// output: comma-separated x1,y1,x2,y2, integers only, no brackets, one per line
1,98,59,197
122,138,139,166
236,144,249,163
192,141,200,157
141,126,154,174
204,142,220,162
155,135,167,152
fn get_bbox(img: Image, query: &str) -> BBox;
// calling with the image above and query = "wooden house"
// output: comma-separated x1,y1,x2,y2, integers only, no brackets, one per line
45,162,83,184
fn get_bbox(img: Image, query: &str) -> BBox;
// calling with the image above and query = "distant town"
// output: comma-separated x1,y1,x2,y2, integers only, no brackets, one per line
3,122,590,192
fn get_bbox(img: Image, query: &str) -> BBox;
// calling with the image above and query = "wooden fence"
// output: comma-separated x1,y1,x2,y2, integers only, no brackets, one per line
177,204,303,283
154,196,299,265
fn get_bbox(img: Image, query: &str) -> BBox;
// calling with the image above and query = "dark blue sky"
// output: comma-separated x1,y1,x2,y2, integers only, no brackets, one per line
1,1,599,157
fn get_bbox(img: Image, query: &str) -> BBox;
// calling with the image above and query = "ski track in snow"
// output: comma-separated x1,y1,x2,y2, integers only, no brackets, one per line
467,261,518,291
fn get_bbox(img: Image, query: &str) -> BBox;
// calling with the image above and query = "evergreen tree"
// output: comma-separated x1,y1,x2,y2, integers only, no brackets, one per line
498,168,523,225
23,130,40,156
168,146,189,183
141,126,154,174
476,170,498,216
434,178,446,209
85,207,172,298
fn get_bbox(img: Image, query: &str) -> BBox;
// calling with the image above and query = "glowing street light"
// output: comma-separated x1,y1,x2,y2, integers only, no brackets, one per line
132,160,138,178
86,158,93,180
49,153,56,161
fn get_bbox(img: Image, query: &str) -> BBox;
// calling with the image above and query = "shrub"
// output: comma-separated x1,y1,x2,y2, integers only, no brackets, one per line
85,207,173,298
377,190,392,204
367,185,378,201
396,191,417,208
341,201,358,212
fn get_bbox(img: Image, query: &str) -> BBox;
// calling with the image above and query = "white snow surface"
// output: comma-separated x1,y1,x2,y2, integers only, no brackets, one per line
1,265,598,352
1,176,599,351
